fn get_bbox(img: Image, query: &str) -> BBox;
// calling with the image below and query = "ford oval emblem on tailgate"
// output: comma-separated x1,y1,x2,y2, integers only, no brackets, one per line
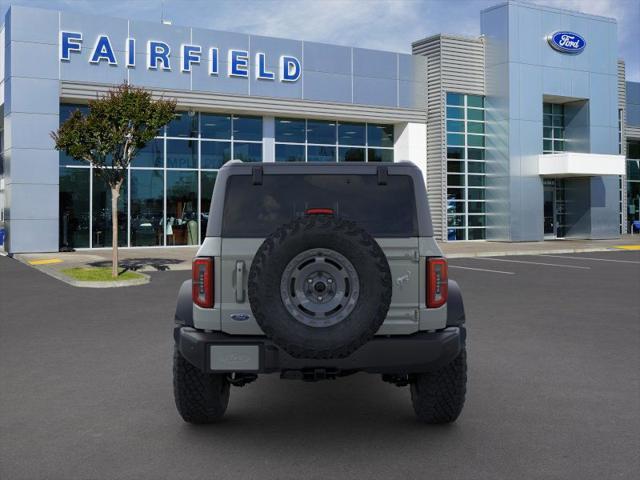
230,313,251,321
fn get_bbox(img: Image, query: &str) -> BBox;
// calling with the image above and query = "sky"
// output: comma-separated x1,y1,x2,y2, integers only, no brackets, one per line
1,0,638,80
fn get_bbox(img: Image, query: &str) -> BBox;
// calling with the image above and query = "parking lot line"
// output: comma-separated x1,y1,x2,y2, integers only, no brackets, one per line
28,259,63,265
541,254,640,265
613,245,640,250
473,257,591,269
449,265,515,275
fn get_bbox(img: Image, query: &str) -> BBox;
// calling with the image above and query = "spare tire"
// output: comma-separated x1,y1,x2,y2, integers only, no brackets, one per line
248,214,392,359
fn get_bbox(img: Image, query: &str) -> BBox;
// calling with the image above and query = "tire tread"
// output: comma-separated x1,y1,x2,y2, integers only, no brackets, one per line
410,348,467,424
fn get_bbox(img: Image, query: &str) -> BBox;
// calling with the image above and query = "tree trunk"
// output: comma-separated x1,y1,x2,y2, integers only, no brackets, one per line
111,184,121,278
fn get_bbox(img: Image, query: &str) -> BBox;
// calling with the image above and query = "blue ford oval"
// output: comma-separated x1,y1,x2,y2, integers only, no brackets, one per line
547,31,586,54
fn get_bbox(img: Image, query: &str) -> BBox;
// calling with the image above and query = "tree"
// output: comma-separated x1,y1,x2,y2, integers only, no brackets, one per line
52,83,176,278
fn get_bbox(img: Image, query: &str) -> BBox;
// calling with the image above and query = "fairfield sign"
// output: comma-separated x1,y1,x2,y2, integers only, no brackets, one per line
59,31,302,82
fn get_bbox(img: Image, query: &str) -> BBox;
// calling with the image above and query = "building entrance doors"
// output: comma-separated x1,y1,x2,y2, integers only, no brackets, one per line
543,178,567,238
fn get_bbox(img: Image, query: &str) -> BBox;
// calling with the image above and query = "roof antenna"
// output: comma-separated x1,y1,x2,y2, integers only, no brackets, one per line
161,1,172,25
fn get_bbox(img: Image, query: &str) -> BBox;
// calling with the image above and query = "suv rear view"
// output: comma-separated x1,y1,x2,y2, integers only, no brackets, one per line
174,161,467,424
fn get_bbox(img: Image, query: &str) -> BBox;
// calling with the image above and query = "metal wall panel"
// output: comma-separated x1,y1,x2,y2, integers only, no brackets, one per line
3,5,60,253
53,10,428,110
412,34,485,240
482,1,620,241
60,81,426,123
626,81,640,129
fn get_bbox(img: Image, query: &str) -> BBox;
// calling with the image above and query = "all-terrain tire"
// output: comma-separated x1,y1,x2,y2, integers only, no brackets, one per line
248,214,392,359
410,347,467,424
173,345,230,424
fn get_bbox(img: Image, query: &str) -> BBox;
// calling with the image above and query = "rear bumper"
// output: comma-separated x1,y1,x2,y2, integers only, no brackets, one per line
175,326,465,375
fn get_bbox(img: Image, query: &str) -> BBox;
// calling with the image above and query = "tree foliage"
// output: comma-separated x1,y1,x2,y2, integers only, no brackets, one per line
52,83,176,187
51,83,176,277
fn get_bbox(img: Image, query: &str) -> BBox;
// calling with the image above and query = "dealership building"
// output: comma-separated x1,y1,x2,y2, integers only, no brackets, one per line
0,1,639,252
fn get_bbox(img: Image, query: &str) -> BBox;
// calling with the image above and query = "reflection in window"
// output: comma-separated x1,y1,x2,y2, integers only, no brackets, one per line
233,115,262,141
307,120,336,145
446,120,464,133
468,189,485,200
338,122,365,146
627,140,640,232
367,124,394,148
167,140,197,169
468,148,484,160
276,144,305,162
448,188,465,201
468,229,486,240
59,167,90,249
467,109,484,121
56,104,266,248
368,148,393,162
60,103,89,122
447,133,464,146
543,103,565,154
447,147,464,159
201,113,231,139
201,141,231,169
167,111,198,138
59,104,91,167
135,139,163,168
200,171,217,241
308,145,336,162
130,170,164,246
448,161,464,173
339,147,365,162
60,151,86,167
166,171,198,245
92,170,127,247
445,92,486,240
275,118,306,143
467,95,484,108
446,107,464,119
276,118,392,163
446,92,464,106
233,142,262,162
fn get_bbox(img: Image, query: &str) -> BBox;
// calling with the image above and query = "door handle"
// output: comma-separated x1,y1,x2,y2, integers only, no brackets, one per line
235,261,245,303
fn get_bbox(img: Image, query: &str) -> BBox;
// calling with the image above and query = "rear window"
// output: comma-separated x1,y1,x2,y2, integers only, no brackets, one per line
221,174,418,237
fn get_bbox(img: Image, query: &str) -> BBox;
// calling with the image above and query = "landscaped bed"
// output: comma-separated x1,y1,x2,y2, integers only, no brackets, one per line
62,267,144,282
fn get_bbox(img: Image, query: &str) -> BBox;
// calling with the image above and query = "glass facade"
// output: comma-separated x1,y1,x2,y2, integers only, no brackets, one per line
58,106,399,248
58,104,263,248
445,92,486,240
543,103,565,154
627,140,640,233
274,118,394,163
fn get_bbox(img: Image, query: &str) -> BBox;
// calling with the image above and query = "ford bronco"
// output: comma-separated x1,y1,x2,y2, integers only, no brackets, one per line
173,161,467,424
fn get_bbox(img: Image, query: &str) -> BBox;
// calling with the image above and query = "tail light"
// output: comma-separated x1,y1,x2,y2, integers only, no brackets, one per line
192,257,214,308
305,208,334,215
427,258,448,308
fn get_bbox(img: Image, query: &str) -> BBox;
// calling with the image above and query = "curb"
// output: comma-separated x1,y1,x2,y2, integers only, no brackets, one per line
444,246,623,259
11,255,151,288
38,266,151,288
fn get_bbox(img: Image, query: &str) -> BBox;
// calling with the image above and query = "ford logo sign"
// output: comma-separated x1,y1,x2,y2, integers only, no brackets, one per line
230,313,251,321
547,31,586,54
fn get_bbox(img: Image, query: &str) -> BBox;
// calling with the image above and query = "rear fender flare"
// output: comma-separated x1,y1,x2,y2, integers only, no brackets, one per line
447,279,465,326
175,280,193,328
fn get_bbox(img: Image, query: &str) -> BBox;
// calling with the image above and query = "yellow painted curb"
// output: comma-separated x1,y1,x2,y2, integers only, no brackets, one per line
613,245,640,251
29,258,63,265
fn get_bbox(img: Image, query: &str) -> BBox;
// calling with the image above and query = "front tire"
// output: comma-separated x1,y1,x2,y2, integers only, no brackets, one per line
173,345,230,424
410,348,467,424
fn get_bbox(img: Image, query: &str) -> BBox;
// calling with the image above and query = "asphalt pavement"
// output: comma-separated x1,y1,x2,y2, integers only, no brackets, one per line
1,250,639,480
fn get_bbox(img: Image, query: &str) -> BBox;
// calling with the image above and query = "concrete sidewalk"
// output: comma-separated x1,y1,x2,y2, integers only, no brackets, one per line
11,235,640,275
440,235,640,258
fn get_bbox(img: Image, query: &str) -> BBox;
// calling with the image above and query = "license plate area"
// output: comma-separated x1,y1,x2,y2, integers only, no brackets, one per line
209,345,260,372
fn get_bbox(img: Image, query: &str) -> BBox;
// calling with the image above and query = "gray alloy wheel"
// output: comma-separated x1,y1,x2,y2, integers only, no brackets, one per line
280,248,360,328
